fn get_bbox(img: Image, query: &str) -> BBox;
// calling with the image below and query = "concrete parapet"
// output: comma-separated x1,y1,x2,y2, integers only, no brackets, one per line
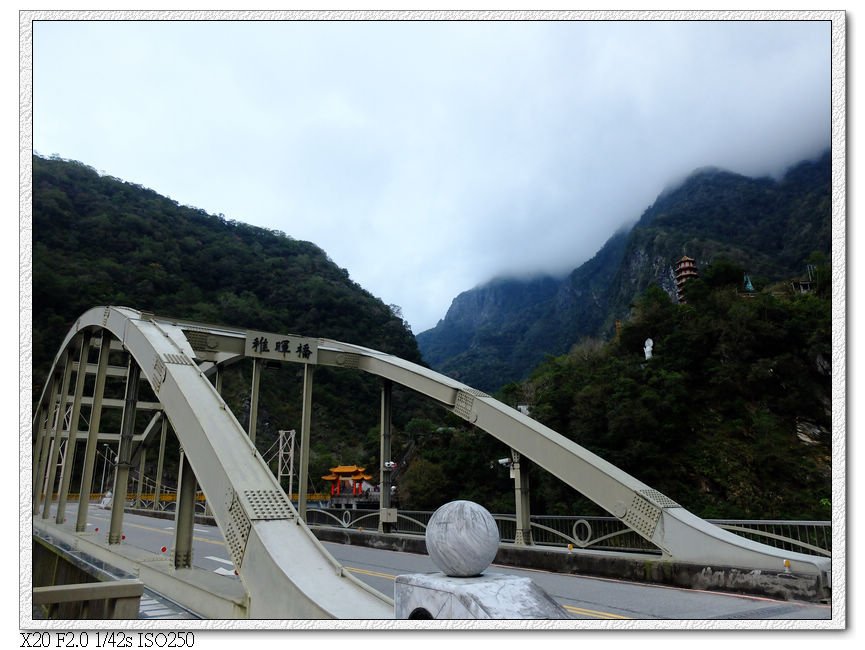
309,526,830,604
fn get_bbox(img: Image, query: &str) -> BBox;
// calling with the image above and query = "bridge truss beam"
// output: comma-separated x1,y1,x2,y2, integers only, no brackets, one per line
31,306,830,620
31,307,392,619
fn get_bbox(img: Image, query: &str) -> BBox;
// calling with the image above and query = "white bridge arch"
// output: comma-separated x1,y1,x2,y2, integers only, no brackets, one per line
31,306,830,618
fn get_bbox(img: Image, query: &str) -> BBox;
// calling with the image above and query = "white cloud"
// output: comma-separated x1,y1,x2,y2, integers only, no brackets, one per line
32,17,832,333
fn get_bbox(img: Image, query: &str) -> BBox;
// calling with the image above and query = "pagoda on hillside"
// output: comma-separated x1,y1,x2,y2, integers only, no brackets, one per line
321,465,374,497
674,256,698,303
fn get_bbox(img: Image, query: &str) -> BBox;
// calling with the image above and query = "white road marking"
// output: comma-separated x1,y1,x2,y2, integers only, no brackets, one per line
213,567,236,576
205,556,234,567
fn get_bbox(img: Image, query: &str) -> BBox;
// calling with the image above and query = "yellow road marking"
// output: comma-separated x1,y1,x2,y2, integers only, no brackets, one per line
344,566,399,580
563,605,631,619
117,520,226,546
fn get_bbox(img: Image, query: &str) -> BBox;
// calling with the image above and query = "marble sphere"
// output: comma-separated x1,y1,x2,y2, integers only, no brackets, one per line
425,500,500,577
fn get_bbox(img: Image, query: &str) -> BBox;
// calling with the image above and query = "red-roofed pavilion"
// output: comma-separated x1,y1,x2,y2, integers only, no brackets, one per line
321,465,374,496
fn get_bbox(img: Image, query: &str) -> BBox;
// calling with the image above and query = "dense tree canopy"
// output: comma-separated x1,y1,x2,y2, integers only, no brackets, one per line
511,264,832,520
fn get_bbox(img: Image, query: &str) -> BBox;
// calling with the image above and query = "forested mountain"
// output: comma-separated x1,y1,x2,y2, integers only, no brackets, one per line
499,261,832,520
417,151,832,393
416,230,629,391
29,153,834,520
31,155,428,488
32,155,421,369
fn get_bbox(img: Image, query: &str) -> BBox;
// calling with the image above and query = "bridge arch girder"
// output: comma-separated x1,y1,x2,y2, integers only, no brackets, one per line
32,306,392,619
33,306,830,620
316,340,830,581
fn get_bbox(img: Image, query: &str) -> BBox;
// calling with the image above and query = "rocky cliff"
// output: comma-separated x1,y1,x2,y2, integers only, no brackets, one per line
417,151,831,393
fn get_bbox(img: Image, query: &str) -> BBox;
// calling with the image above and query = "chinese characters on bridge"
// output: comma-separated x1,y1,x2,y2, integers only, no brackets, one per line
245,331,318,364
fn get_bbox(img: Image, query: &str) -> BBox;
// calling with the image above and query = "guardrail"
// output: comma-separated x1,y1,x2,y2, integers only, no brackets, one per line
32,531,146,620
304,507,831,557
33,579,144,620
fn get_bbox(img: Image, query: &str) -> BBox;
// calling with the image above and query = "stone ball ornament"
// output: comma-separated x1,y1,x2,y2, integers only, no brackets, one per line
425,500,500,577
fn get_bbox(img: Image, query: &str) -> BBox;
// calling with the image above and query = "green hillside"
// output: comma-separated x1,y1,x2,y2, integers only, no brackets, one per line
499,261,832,520
31,155,428,489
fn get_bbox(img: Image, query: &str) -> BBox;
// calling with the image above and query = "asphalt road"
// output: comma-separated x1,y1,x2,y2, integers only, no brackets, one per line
59,503,832,621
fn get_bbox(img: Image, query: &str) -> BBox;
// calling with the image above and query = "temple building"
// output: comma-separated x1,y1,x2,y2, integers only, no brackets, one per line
321,465,374,497
675,256,699,303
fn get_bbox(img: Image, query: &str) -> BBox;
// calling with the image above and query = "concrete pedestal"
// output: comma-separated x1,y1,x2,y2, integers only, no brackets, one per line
394,572,570,619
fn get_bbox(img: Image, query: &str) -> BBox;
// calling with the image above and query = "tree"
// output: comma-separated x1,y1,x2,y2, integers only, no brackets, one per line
398,458,448,510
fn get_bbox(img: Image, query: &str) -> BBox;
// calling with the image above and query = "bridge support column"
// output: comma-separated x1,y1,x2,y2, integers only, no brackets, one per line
41,349,75,519
173,450,196,569
206,365,221,519
379,379,394,533
76,331,111,532
57,332,92,524
213,365,223,394
298,364,314,521
135,448,147,508
109,359,140,545
248,358,262,445
153,417,168,512
511,449,533,546
32,374,58,514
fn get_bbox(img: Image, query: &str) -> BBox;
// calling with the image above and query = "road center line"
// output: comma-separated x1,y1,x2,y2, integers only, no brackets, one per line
563,604,631,619
116,520,227,546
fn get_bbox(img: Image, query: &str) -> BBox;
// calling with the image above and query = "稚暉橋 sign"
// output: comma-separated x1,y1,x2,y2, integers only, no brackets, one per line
244,330,319,364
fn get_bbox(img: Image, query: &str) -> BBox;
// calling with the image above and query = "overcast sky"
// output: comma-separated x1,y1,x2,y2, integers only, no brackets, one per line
31,17,832,333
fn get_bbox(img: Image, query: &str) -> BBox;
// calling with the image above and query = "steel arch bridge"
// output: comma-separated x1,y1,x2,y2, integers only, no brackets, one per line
30,306,830,618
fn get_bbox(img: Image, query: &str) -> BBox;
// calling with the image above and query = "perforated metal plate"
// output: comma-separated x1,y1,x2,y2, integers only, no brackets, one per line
335,353,360,369
240,489,295,520
621,494,662,540
224,489,251,569
637,488,680,509
152,356,167,393
453,391,476,421
183,329,216,351
162,353,193,366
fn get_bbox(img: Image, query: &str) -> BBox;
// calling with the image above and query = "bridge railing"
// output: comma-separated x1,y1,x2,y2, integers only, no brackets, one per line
33,580,144,620
706,519,832,557
305,507,831,557
522,515,663,553
57,491,209,514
